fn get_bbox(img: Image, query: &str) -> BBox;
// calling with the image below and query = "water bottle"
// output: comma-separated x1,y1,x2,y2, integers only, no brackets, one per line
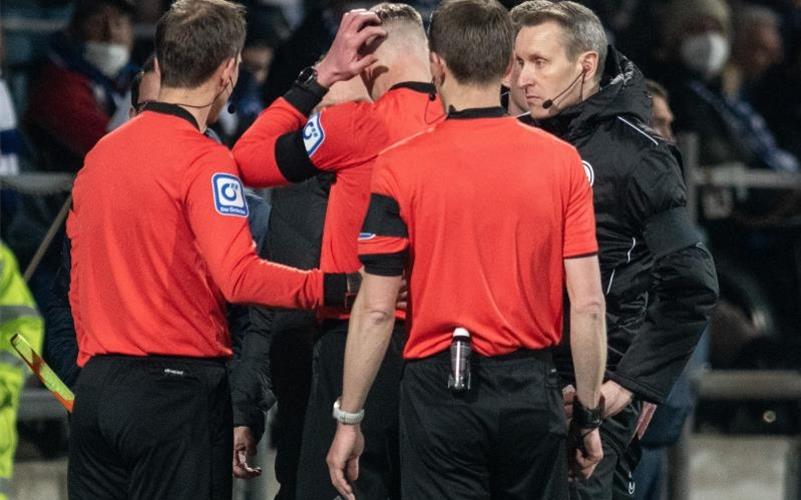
448,327,472,393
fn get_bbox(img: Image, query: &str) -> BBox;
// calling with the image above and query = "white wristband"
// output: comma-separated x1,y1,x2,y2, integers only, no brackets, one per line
332,397,364,425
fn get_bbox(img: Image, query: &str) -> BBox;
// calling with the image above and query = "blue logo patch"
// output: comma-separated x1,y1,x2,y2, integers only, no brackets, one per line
303,112,325,156
358,232,376,241
212,173,249,217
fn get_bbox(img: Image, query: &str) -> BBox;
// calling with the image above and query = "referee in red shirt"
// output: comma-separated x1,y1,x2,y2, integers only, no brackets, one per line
327,1,607,498
66,2,357,499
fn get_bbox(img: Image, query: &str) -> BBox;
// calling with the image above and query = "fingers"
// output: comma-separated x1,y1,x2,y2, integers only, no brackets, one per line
346,455,360,482
348,10,381,32
328,462,355,500
351,54,380,75
352,25,388,50
635,402,657,439
232,450,262,479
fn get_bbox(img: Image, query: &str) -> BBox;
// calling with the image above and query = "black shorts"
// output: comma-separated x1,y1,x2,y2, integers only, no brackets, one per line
68,355,232,500
400,349,569,500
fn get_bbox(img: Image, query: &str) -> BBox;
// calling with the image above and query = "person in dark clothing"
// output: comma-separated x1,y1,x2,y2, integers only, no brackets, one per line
230,176,331,499
509,2,719,499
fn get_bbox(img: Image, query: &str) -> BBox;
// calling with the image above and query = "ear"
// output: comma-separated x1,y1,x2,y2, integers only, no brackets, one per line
429,51,446,85
580,51,599,81
501,56,515,88
220,55,238,84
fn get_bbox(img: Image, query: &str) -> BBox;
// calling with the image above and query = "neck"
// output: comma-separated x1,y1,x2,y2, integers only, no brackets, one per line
440,80,502,112
157,85,218,131
372,55,431,100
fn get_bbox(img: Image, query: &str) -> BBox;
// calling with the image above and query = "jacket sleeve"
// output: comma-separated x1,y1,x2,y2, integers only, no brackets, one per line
42,237,81,388
230,195,276,440
609,146,719,403
230,304,275,441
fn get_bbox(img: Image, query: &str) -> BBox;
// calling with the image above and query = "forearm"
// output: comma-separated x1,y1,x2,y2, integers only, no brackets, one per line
233,86,326,187
339,291,396,413
570,306,607,408
613,245,718,402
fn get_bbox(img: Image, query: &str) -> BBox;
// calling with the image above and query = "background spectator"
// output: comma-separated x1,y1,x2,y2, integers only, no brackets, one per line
23,0,136,173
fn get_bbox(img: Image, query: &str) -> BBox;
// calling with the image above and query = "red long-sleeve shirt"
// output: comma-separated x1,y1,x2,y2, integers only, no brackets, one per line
234,83,442,318
68,103,324,366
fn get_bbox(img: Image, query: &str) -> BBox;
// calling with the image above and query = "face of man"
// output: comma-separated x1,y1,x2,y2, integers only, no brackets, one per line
241,45,274,86
738,22,783,81
81,4,134,48
503,62,528,116
129,70,161,119
650,95,674,142
514,21,587,120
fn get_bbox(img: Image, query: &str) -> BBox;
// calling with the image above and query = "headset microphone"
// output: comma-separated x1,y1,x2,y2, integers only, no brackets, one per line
541,69,586,110
227,102,237,114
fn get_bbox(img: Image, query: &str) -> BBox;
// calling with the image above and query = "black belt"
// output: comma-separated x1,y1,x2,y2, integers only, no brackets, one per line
90,353,228,367
409,346,553,366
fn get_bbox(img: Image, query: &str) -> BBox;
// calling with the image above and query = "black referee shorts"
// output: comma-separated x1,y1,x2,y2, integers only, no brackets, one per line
400,349,568,500
68,355,232,500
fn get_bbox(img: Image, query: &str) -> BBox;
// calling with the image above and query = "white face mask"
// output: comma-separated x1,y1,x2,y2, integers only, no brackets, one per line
84,42,130,78
680,33,730,79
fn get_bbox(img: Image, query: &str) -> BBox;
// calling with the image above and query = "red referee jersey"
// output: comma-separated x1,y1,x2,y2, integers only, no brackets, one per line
234,82,442,318
68,103,324,366
358,107,598,359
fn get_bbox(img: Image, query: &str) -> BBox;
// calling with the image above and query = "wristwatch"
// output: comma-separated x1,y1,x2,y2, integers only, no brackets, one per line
332,397,365,425
295,66,329,97
573,397,604,429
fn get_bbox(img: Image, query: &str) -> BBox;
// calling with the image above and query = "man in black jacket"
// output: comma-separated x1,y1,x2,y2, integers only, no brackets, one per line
508,2,719,499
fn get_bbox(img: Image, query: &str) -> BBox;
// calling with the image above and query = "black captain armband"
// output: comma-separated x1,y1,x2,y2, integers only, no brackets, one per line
643,207,702,259
275,131,321,183
359,193,409,276
360,251,407,277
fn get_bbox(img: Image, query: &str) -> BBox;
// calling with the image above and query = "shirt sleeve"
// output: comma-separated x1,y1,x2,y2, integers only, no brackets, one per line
182,144,324,309
563,148,598,258
233,97,385,187
232,96,311,187
305,102,388,173
358,158,409,276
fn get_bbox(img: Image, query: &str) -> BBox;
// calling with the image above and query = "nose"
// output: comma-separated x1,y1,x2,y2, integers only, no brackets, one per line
516,62,534,91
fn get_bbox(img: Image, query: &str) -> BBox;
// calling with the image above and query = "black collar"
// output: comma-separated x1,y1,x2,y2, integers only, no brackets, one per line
142,102,201,130
446,106,507,120
389,81,436,94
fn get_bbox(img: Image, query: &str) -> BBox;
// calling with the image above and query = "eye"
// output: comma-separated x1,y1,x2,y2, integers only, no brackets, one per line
534,58,547,68
515,57,524,68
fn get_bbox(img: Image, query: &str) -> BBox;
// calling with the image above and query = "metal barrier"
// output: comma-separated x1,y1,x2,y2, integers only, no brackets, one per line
669,134,801,500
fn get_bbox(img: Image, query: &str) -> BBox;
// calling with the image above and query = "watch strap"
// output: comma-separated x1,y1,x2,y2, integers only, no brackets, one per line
332,398,364,425
573,396,604,429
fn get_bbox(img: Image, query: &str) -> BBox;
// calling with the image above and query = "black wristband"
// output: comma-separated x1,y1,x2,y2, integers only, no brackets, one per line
323,273,348,308
283,83,325,116
573,397,604,429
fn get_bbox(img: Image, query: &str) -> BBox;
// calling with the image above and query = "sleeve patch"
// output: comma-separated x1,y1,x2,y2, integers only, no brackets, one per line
302,112,325,157
212,173,249,217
